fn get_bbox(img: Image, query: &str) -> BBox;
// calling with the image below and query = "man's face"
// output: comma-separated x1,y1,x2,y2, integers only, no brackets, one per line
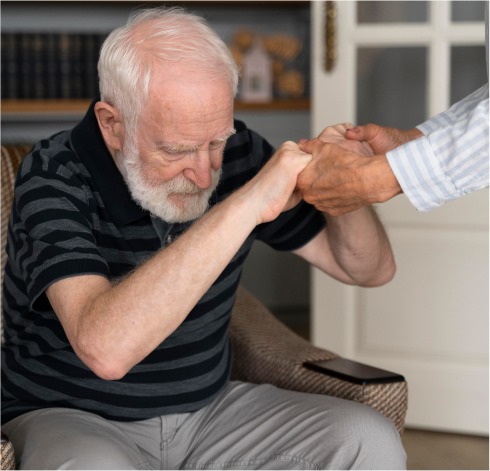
116,65,235,223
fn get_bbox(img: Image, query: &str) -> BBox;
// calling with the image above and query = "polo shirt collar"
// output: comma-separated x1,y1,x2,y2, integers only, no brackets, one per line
70,99,148,226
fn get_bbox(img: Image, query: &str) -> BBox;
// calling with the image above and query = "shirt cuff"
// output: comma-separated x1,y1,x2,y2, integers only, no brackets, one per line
386,136,461,212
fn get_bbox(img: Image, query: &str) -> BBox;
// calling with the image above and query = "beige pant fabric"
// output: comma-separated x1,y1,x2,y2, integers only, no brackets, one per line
2,381,406,470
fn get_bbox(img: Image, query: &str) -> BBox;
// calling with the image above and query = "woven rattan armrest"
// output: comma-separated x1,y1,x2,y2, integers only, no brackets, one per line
229,286,408,434
1,432,15,470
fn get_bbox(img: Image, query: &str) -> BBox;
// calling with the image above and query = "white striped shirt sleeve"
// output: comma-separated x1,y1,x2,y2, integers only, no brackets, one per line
386,83,489,212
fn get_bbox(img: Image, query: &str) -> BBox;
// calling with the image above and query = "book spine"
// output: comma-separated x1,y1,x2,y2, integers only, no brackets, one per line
70,34,83,99
2,33,20,99
82,33,96,99
44,33,59,99
32,33,47,99
19,33,34,99
58,33,71,99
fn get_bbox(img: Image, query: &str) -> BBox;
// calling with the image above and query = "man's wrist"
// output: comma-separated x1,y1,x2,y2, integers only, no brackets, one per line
364,155,403,203
224,185,264,228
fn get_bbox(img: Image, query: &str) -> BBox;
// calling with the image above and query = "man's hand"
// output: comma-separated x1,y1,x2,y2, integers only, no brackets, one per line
297,140,400,215
297,123,403,216
345,123,423,154
243,140,312,225
318,122,374,156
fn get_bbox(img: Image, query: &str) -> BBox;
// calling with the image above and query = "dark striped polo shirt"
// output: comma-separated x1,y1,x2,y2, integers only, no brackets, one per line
2,101,324,424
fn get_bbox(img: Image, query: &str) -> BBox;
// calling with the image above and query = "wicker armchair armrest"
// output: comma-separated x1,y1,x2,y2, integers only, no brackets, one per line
1,433,15,470
229,286,408,434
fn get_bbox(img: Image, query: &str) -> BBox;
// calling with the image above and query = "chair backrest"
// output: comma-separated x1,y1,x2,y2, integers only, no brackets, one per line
1,145,31,275
1,144,31,340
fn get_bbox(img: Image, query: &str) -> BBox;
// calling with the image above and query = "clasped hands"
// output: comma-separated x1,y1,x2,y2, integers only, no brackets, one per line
293,122,376,216
294,123,416,215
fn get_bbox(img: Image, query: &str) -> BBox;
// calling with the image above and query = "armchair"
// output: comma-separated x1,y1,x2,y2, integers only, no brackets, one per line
1,144,408,470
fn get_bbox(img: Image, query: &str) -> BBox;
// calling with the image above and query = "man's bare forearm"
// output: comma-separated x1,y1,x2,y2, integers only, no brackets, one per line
323,205,395,286
79,188,257,378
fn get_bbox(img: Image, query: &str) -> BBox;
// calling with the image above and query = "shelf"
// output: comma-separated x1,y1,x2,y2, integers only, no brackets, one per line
2,100,92,114
236,98,310,111
1,98,310,115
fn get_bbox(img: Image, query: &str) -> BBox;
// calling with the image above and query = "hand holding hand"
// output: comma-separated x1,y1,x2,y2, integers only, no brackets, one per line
296,122,403,216
297,140,385,216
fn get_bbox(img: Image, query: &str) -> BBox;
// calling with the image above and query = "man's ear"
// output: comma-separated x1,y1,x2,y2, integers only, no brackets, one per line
94,101,124,152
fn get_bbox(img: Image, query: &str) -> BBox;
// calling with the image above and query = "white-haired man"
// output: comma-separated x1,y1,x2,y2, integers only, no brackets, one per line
2,7,406,469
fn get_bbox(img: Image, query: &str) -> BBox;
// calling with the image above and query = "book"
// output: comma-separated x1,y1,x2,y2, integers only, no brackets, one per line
2,32,107,100
2,33,20,99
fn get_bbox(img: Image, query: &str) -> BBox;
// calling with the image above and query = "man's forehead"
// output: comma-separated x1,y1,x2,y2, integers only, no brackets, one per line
140,71,235,148
149,62,233,101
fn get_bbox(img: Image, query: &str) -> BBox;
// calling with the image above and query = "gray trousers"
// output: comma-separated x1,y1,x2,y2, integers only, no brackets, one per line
2,381,406,470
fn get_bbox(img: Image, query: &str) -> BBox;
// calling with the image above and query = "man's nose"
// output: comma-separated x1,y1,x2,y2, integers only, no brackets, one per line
184,151,214,189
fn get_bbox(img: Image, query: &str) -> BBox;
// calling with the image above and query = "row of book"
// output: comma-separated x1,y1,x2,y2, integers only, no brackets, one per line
2,32,108,100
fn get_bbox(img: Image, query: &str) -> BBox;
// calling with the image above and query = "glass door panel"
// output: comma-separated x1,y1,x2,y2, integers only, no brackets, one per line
450,45,487,103
451,1,486,21
356,47,426,127
357,1,428,23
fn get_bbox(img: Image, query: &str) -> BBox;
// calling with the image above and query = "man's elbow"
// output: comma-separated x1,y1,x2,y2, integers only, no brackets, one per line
90,360,129,381
75,339,132,381
361,256,397,287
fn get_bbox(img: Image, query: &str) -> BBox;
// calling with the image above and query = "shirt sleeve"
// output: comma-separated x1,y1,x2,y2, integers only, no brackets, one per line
386,83,489,212
13,146,110,312
255,202,325,251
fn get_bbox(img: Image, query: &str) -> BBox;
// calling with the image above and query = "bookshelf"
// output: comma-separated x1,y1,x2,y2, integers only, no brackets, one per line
1,1,311,122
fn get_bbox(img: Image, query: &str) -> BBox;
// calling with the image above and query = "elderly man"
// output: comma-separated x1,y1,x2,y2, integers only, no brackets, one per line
2,7,405,470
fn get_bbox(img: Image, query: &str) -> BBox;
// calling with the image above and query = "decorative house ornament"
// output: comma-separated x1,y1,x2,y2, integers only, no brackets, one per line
240,38,273,103
230,30,306,100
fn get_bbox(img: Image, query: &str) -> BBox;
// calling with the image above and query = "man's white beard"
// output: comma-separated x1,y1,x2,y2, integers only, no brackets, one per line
117,138,221,223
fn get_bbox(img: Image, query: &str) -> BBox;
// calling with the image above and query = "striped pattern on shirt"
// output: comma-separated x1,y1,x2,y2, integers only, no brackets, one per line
387,83,489,212
1,105,324,424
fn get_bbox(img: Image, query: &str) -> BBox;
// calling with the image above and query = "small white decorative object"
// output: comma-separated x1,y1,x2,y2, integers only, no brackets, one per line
241,39,273,103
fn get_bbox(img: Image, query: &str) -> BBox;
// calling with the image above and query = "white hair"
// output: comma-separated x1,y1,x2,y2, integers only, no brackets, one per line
98,6,239,131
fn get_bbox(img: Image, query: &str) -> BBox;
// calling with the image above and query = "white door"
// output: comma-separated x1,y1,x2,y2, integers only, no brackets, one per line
310,0,488,434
